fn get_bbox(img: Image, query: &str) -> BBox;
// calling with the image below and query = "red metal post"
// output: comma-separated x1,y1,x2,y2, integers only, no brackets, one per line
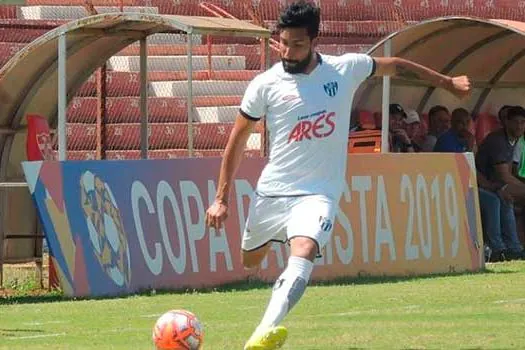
83,1,106,160
96,65,107,160
207,35,213,80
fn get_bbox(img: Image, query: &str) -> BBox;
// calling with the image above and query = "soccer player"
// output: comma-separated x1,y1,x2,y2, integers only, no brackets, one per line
205,1,471,349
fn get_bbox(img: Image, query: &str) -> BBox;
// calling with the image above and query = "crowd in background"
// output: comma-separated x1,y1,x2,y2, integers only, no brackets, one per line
354,103,525,263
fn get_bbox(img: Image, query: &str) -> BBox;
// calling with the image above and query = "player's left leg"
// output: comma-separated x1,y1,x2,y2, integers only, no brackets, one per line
244,237,315,350
244,195,335,350
254,236,316,331
241,194,289,270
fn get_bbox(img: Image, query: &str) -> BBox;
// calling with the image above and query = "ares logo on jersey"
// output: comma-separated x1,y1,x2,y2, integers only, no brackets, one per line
288,110,336,143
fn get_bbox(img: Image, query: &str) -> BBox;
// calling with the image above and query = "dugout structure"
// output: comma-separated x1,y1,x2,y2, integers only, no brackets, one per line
355,17,525,151
0,13,271,286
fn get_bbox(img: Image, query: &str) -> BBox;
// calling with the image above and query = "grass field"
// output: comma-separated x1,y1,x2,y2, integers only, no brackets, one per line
1,262,525,349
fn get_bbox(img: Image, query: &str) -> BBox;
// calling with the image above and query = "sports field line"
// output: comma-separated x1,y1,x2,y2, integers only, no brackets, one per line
6,333,66,340
310,304,422,317
139,313,161,318
22,320,66,326
493,298,525,304
6,327,150,342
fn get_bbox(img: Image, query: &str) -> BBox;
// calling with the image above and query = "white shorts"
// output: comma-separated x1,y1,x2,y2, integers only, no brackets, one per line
241,193,337,253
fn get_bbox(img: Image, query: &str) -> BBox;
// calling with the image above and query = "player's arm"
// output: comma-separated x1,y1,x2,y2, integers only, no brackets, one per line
372,57,471,98
216,114,257,203
205,114,258,229
206,73,266,229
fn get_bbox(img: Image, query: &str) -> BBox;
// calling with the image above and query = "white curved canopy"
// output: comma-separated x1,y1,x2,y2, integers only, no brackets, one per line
357,16,525,116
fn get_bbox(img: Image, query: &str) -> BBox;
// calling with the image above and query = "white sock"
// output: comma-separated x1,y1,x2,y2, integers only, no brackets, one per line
256,256,314,332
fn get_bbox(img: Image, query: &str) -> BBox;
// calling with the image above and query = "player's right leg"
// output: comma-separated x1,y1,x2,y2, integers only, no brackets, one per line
240,194,288,269
245,195,335,350
242,243,273,269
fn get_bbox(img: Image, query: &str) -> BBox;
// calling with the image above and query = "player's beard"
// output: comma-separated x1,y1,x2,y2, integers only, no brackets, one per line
282,51,313,74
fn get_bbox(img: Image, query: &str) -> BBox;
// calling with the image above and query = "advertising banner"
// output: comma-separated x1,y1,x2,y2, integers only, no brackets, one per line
22,153,483,297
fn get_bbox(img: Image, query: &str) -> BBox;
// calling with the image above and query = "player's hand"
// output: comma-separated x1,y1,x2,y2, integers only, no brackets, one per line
205,199,228,229
449,75,471,99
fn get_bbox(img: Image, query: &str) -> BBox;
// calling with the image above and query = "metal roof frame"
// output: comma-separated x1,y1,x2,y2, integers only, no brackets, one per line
356,16,525,151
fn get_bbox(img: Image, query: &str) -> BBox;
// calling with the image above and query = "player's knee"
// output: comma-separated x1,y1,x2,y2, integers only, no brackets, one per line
290,237,318,261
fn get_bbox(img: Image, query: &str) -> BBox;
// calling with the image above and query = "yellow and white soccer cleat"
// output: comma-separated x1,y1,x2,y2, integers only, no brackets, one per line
243,326,288,350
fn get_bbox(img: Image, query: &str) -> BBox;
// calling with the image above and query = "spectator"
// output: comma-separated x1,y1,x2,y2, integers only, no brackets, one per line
389,103,417,152
510,105,525,180
421,105,450,152
404,109,426,147
349,108,361,132
511,109,525,247
476,106,525,261
431,108,505,261
498,105,513,125
433,108,475,153
513,134,525,179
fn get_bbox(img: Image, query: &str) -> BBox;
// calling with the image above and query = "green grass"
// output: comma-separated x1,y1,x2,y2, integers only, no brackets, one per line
1,262,525,349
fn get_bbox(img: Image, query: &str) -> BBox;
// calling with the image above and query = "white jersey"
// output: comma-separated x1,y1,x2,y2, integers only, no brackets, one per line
240,53,375,200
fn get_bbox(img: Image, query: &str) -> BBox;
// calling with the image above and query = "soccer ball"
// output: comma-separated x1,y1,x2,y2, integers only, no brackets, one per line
152,310,204,350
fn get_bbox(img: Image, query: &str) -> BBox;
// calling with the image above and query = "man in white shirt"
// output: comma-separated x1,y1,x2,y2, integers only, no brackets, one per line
205,1,471,349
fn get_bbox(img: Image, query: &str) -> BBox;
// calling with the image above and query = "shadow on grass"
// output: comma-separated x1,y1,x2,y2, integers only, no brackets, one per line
0,264,519,306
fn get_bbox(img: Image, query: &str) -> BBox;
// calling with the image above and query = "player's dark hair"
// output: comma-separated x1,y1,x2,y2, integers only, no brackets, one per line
277,1,321,40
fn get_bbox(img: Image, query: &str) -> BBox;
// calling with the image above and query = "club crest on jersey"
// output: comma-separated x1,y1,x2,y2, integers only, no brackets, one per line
319,216,333,232
323,81,338,97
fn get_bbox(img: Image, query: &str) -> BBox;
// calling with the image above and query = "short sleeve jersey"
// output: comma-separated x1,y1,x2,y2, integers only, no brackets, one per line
240,53,375,200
